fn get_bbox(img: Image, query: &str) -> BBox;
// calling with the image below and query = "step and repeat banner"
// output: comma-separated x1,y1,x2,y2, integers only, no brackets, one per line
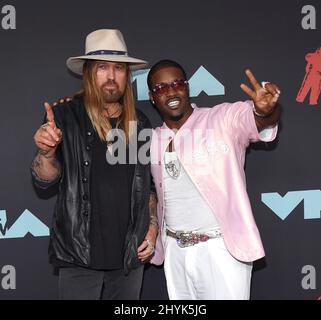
0,0,320,299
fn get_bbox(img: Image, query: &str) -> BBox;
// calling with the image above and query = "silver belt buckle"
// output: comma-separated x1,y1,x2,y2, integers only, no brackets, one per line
175,231,209,248
174,230,221,248
176,231,193,248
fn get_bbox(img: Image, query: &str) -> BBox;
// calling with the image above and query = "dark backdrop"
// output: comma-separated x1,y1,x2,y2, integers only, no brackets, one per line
0,0,320,299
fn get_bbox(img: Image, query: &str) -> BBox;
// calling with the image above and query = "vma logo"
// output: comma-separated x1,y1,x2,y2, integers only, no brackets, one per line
262,190,321,220
296,47,321,106
0,210,49,239
132,66,225,101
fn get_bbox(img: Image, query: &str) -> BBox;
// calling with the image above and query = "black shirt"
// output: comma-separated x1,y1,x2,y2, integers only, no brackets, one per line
89,118,135,269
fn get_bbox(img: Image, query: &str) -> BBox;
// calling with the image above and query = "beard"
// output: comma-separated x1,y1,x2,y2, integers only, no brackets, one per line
100,80,124,103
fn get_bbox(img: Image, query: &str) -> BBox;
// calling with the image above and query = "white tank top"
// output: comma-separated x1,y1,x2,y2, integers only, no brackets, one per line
163,151,220,232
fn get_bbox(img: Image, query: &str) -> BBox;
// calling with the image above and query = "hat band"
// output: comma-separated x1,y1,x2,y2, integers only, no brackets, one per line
86,50,127,56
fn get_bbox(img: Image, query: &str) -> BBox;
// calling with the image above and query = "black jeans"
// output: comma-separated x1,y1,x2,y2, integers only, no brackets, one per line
58,265,144,300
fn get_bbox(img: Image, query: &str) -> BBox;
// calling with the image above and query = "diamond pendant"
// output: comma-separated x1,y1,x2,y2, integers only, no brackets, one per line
165,161,181,179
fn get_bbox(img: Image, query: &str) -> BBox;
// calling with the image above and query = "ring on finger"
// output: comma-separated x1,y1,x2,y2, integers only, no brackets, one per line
145,239,154,252
41,123,49,129
261,81,270,91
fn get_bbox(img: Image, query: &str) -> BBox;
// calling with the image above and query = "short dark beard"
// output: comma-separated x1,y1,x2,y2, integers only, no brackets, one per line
101,90,123,103
100,80,124,103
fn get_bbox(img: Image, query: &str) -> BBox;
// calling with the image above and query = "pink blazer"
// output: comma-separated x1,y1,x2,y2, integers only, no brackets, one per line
150,101,278,265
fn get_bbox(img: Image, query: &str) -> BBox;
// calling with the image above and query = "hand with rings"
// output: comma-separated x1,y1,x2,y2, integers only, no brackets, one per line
34,102,63,158
146,239,155,253
240,69,281,117
137,236,156,262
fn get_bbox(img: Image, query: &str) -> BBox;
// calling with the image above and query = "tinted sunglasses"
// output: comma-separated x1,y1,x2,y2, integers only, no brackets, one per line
151,79,188,96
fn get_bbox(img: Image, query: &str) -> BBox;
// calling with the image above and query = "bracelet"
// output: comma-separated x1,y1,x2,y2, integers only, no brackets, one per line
149,217,159,229
252,104,269,118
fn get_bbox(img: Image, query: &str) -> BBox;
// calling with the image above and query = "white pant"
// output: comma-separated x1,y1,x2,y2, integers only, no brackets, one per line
164,236,253,300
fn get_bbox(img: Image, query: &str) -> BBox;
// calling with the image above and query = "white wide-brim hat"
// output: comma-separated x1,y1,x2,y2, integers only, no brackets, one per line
66,29,148,75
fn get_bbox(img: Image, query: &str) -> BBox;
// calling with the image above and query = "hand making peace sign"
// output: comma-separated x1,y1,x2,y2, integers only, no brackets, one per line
240,69,281,117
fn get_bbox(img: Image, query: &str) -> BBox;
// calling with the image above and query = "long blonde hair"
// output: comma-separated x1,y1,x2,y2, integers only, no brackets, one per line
82,60,137,144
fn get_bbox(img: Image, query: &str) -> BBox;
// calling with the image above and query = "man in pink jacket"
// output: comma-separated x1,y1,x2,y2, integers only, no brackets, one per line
147,60,281,299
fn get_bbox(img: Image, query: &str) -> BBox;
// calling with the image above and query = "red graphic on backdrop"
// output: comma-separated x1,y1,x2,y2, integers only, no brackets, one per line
296,48,321,106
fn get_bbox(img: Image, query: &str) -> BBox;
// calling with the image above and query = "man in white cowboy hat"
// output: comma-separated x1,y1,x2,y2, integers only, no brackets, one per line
31,29,158,300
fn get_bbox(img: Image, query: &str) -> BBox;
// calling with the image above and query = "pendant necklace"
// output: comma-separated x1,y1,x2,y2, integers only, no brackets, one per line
164,152,181,179
105,104,122,155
